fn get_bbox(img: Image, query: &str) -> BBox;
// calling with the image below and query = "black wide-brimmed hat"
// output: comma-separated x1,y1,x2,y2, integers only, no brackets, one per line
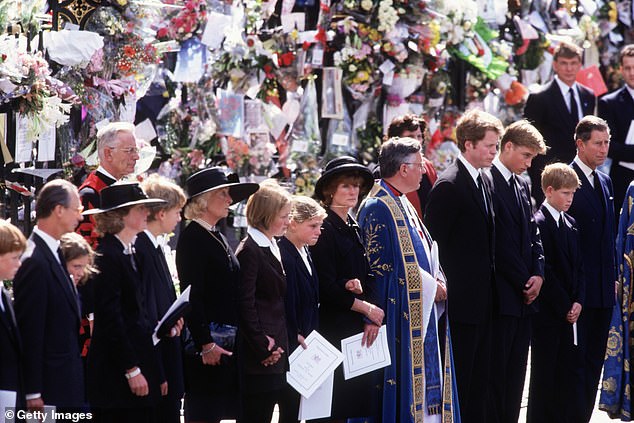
314,156,374,201
83,182,166,215
185,167,259,204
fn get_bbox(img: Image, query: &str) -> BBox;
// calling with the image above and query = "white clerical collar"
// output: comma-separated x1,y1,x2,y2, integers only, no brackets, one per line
97,166,118,181
542,201,563,226
458,154,481,186
32,226,60,263
247,226,282,263
143,230,160,248
492,157,514,183
573,156,595,187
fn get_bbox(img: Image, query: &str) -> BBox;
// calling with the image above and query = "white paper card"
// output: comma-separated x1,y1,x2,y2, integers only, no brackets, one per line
578,0,598,15
619,120,634,171
573,322,578,346
0,390,16,419
341,325,391,380
25,405,56,423
135,118,157,142
281,13,305,33
286,330,344,398
331,133,348,146
298,373,334,420
37,126,56,162
153,285,191,345
15,114,32,163
201,12,232,49
527,11,548,34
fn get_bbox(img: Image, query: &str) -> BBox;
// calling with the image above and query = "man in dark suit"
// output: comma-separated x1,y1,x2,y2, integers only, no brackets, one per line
528,163,585,422
13,179,85,410
525,42,597,205
136,175,187,423
567,116,617,422
598,44,634,215
425,109,503,422
488,120,546,423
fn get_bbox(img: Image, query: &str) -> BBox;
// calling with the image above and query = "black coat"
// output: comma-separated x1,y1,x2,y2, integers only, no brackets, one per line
524,80,596,202
533,207,585,321
235,235,288,377
309,209,379,419
279,236,319,352
567,163,617,309
175,221,240,395
87,233,162,408
489,165,544,317
0,288,23,405
598,86,634,212
425,159,496,324
135,232,184,401
13,233,84,408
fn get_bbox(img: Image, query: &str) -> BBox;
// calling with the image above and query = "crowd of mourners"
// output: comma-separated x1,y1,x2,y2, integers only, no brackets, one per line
2,39,634,423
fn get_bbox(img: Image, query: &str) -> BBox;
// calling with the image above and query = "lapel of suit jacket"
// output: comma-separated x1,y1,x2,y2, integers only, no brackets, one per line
571,162,602,216
548,81,576,127
456,160,489,220
0,288,19,348
491,166,521,225
31,233,80,319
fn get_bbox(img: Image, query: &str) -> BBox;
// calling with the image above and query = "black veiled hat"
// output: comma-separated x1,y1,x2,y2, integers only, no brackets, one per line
83,182,165,215
185,167,259,204
314,156,374,201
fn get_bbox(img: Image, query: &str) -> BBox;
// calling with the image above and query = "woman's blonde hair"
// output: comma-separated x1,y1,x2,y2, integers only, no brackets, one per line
246,180,291,231
60,232,99,285
290,195,327,223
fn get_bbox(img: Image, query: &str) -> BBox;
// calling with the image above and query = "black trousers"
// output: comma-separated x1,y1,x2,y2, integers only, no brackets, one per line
528,317,584,423
489,315,531,423
578,307,612,422
450,319,492,423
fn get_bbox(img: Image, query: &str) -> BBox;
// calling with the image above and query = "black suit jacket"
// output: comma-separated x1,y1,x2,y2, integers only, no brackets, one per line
534,206,585,322
489,166,544,317
236,235,288,376
598,86,634,209
279,237,319,352
525,80,596,201
135,232,184,401
0,288,23,404
425,159,495,324
13,233,84,407
87,234,162,408
567,163,617,309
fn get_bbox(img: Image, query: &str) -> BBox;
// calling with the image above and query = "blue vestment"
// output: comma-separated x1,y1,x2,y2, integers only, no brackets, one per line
357,181,460,423
600,182,634,420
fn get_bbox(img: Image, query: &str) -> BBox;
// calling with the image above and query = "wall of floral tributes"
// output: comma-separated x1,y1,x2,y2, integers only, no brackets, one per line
0,0,631,201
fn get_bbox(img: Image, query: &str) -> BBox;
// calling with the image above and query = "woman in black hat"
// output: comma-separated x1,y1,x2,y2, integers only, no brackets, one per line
84,182,181,422
310,156,385,421
175,167,258,423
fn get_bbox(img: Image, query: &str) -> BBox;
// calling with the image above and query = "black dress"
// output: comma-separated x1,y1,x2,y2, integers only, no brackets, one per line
309,208,380,419
175,220,241,422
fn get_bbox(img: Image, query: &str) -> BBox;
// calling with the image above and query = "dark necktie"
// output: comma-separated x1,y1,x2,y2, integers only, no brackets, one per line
477,174,489,216
156,245,176,297
558,214,569,250
510,175,522,210
569,87,579,123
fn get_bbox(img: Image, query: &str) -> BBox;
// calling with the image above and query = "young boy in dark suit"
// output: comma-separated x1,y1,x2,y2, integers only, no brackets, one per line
528,163,585,423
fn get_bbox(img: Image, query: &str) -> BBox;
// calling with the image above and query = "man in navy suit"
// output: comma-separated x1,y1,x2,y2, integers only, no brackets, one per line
488,120,546,423
525,42,597,205
567,116,617,422
13,179,85,410
425,109,503,422
598,44,634,215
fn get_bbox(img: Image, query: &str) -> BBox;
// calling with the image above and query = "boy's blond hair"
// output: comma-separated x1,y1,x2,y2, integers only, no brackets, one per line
141,174,187,222
541,163,580,192
0,220,26,255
